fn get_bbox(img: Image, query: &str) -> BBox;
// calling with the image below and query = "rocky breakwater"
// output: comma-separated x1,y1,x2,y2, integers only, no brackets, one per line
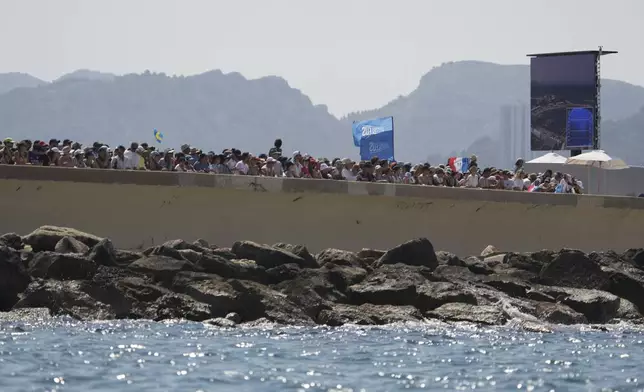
2,225,644,329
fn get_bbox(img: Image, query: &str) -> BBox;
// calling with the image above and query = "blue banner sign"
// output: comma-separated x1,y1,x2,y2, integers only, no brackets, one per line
354,117,394,161
565,107,594,149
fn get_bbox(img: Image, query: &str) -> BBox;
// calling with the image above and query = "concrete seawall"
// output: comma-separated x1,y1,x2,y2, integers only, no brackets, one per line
1,165,643,256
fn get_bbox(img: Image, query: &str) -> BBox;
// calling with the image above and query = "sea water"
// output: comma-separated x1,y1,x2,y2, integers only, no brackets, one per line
0,318,643,391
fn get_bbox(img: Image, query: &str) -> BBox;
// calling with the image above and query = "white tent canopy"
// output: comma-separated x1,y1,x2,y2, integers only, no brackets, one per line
565,150,629,170
527,152,568,164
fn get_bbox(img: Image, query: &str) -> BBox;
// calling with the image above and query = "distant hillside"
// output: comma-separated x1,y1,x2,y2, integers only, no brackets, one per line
603,107,644,165
56,69,117,83
0,70,350,158
345,61,644,165
0,73,46,95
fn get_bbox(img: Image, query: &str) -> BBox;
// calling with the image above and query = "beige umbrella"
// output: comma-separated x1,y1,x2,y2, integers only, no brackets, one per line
565,150,628,170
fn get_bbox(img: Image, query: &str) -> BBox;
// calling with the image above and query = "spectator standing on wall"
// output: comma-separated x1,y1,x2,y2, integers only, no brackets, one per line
269,139,283,160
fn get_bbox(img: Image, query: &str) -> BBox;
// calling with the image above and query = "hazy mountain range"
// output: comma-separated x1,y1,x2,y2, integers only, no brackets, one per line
1,61,643,167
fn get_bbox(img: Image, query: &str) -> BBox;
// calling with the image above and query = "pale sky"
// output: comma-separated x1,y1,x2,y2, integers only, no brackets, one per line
0,0,642,116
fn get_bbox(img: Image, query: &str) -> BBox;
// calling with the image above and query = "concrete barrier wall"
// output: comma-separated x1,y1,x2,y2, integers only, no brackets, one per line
1,165,643,256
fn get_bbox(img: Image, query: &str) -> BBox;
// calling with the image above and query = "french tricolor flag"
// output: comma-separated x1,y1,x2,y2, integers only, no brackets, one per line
448,157,470,173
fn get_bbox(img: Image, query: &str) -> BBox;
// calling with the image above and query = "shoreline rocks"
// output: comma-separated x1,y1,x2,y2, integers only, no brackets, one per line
2,225,644,328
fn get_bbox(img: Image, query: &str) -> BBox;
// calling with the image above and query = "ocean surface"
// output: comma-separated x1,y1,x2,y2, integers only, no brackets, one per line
1,318,643,392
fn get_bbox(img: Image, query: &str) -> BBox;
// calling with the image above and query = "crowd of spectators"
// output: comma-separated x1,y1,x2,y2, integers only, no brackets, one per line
0,137,584,194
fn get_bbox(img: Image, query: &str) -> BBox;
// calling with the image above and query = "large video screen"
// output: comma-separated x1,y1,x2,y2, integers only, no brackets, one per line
530,54,597,151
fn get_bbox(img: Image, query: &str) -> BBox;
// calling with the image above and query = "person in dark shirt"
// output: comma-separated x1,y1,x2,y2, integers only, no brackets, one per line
268,139,283,160
356,162,376,182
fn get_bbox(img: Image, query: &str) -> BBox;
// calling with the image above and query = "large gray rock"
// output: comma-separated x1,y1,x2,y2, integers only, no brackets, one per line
182,278,240,316
129,256,200,283
152,293,212,321
13,280,121,320
316,248,363,268
232,241,306,268
0,233,22,250
375,238,438,269
0,246,31,310
540,250,610,290
28,252,97,281
427,303,507,325
197,255,267,282
273,243,318,268
318,304,423,326
87,239,118,266
534,302,587,325
54,236,90,254
347,264,430,306
416,282,478,311
537,286,621,323
23,226,103,252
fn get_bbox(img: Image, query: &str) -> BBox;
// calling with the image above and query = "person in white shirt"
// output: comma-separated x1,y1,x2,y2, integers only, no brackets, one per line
262,157,281,177
111,146,127,170
123,142,139,169
460,165,480,188
292,151,304,178
234,152,250,175
340,158,356,181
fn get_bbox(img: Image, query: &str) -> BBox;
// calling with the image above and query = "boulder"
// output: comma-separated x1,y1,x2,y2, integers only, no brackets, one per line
128,256,200,283
196,255,267,282
481,275,529,298
322,263,367,292
227,279,315,325
375,238,438,269
436,251,466,267
273,243,318,268
416,282,478,311
0,246,31,310
615,298,643,321
23,226,103,252
152,293,212,321
266,263,302,284
539,250,610,290
604,270,644,314
87,239,118,266
481,245,501,258
54,236,90,254
226,312,242,324
232,241,306,268
347,264,429,306
537,286,620,323
357,249,386,266
181,278,241,316
210,248,236,260
534,302,587,324
0,308,51,323
482,254,505,267
204,317,237,328
462,257,494,275
0,232,22,250
14,280,118,320
432,265,479,282
28,252,97,281
193,239,211,248
143,245,186,261
427,303,507,325
318,304,423,326
316,248,363,268
115,276,169,303
160,239,211,254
